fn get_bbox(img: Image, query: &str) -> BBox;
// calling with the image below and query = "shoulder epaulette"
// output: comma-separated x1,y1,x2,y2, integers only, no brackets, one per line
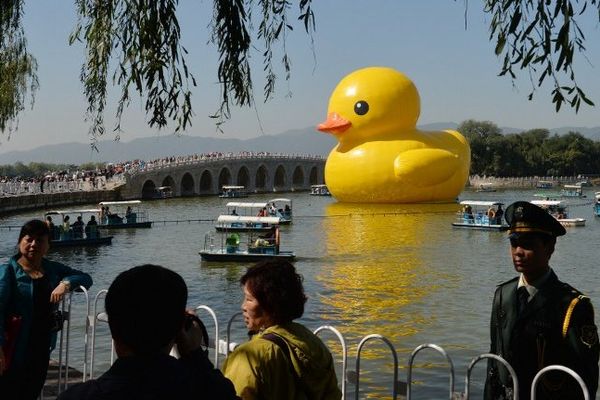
562,294,589,338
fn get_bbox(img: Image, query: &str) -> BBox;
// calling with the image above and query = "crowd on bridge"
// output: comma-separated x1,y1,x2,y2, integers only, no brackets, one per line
0,151,322,197
0,167,125,197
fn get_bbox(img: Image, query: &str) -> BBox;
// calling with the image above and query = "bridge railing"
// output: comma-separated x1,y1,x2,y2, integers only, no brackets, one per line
125,153,325,176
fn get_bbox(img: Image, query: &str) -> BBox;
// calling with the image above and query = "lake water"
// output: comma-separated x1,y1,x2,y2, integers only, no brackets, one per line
1,189,598,399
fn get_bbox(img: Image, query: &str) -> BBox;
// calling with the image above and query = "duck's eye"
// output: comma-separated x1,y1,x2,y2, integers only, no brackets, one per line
354,101,369,116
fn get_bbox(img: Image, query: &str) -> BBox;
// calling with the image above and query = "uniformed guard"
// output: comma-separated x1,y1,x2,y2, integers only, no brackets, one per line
485,201,599,400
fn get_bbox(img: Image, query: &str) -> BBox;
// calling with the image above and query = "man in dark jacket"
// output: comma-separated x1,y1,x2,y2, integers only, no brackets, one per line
485,201,599,399
58,264,238,400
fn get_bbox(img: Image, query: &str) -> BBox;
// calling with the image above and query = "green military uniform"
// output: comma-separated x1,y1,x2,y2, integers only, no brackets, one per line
485,201,599,399
485,270,599,399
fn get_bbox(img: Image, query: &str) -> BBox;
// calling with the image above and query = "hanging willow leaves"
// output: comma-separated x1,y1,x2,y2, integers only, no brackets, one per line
0,0,38,137
484,0,599,112
70,0,195,143
209,0,315,129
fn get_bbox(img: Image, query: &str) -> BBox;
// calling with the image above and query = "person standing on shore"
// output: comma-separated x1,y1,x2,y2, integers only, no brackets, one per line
485,201,599,399
0,219,93,399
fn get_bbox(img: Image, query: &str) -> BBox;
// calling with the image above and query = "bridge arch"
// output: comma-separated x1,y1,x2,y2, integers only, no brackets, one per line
237,166,250,188
274,165,286,190
218,168,232,189
292,166,304,188
141,180,157,199
162,176,176,191
199,170,213,194
181,172,195,196
309,166,318,185
122,155,325,199
255,165,268,190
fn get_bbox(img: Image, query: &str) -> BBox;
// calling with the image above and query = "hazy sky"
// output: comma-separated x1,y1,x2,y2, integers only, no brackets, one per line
2,1,599,155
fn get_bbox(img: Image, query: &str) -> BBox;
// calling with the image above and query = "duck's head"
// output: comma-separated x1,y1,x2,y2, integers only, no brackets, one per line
317,67,420,144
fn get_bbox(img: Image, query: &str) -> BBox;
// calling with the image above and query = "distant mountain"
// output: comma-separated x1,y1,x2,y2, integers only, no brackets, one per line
1,123,599,165
0,127,337,165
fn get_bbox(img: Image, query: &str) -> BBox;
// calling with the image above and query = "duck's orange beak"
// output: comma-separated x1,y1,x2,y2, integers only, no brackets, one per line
317,112,352,134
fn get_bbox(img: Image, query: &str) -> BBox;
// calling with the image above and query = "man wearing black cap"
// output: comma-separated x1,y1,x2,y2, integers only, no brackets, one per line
485,201,599,400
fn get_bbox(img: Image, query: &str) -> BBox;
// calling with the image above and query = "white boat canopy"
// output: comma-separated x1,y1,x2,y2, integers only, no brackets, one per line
311,184,328,188
459,200,504,206
225,202,267,208
216,215,280,224
222,185,245,190
268,198,292,204
99,200,143,206
45,209,102,216
531,200,563,206
563,184,582,189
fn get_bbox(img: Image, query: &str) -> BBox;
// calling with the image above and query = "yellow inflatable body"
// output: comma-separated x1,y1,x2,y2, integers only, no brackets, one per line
317,67,471,203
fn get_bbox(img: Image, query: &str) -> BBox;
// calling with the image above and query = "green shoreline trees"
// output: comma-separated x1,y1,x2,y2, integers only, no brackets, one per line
459,119,600,177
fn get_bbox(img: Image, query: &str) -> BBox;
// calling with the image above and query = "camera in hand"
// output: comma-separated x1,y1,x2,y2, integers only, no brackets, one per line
184,314,209,350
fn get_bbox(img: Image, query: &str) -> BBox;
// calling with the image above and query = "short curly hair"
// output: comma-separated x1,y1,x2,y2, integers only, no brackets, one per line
241,260,306,324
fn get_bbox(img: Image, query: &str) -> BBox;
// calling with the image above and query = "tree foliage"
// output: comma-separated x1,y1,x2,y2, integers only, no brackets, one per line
484,0,600,111
0,0,38,136
459,119,600,176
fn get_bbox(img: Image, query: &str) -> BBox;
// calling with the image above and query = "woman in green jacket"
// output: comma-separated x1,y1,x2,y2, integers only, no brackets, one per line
0,219,93,399
223,260,341,400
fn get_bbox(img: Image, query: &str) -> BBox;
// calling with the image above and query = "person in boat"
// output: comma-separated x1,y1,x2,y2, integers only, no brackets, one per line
222,260,341,400
257,207,267,217
463,204,474,221
45,216,58,240
0,219,93,400
268,203,277,216
254,226,279,250
71,216,84,239
484,201,599,400
85,216,98,239
231,208,238,216
487,206,496,223
284,204,291,217
495,204,504,225
58,264,237,400
125,206,134,223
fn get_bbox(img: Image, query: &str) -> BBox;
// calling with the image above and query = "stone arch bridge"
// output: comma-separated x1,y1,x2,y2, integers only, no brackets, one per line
120,154,326,199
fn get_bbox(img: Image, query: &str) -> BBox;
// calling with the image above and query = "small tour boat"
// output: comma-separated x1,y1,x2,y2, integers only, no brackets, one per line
560,184,585,198
200,221,295,262
154,186,173,199
531,200,586,227
44,209,113,247
451,201,509,231
219,185,248,198
218,198,292,230
475,183,497,192
98,200,152,229
310,184,331,196
594,192,600,217
536,180,554,189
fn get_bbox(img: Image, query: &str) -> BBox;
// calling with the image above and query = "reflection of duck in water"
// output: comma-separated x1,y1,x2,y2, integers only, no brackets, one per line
316,202,456,352
317,67,470,203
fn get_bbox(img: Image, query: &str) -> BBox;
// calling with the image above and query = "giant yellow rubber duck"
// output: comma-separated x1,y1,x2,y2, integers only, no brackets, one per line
317,67,470,203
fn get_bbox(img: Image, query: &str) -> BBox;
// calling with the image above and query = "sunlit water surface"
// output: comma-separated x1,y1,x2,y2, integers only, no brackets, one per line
1,189,598,399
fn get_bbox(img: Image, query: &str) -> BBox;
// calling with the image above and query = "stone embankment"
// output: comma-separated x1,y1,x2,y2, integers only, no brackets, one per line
0,189,119,216
468,175,593,188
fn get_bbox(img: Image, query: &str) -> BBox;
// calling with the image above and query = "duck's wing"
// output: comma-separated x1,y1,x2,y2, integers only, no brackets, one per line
393,149,461,187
